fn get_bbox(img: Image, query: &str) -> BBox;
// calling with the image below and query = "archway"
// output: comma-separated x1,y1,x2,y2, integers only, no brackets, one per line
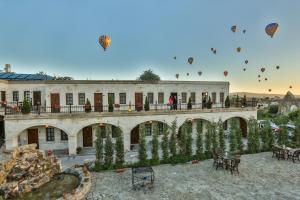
178,118,211,139
130,120,169,150
223,117,248,137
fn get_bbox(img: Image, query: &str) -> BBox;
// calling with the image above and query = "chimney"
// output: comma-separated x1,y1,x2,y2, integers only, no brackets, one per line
4,64,11,73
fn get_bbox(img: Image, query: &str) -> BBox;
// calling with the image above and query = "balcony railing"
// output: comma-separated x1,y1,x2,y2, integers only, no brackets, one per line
3,100,257,116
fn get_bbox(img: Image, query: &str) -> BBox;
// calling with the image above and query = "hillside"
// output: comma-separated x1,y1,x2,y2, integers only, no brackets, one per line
230,92,300,99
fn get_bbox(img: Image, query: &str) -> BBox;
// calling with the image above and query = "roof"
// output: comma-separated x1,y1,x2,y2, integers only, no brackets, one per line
0,73,53,81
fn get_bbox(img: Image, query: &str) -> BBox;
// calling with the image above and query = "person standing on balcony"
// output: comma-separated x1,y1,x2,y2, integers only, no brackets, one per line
168,96,173,110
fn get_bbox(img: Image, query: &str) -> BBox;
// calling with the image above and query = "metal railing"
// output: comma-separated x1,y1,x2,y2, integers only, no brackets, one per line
3,100,257,116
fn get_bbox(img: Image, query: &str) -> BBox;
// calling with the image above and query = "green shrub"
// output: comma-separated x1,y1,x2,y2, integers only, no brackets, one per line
225,96,230,108
104,126,114,169
218,120,226,152
169,120,177,157
187,97,192,109
95,127,104,166
242,95,247,107
195,120,204,160
115,128,124,168
229,119,237,152
204,123,212,156
185,122,193,159
144,96,150,111
151,123,159,164
21,99,31,114
206,96,212,109
108,96,114,112
269,104,279,115
84,98,92,113
161,124,169,162
138,125,147,165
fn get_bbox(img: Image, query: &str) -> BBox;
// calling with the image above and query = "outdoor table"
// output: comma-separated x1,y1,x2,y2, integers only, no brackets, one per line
132,166,155,190
221,152,235,170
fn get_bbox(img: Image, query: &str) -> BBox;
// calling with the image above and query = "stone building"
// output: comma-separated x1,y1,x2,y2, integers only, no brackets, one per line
0,77,257,155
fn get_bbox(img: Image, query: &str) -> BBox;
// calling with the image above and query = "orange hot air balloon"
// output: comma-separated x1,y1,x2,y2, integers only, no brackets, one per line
245,60,248,64
231,25,237,33
175,74,179,79
98,35,111,51
261,68,265,73
223,71,228,77
265,23,279,38
236,47,241,53
187,57,194,65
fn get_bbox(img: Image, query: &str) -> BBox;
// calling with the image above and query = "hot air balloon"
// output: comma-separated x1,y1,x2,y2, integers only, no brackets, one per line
243,68,246,71
175,74,179,79
236,47,241,53
268,89,272,92
174,56,177,60
290,85,292,89
261,68,265,73
210,48,214,51
98,35,111,51
276,65,280,70
186,73,189,76
258,75,261,78
213,49,217,54
265,78,268,81
258,80,261,82
188,57,194,64
198,71,202,76
223,71,228,77
231,25,237,33
245,60,248,64
265,23,279,38
243,30,246,34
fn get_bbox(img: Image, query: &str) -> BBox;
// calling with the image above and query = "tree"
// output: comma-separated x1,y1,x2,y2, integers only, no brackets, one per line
210,122,218,151
187,97,192,109
178,123,187,156
169,120,177,157
253,121,261,152
277,126,288,146
242,95,247,107
247,118,260,153
205,123,212,158
236,124,244,153
151,123,159,164
293,118,300,147
161,124,169,161
206,96,212,109
53,75,73,80
144,96,150,111
229,119,238,152
21,99,31,114
104,125,114,169
225,96,230,108
84,98,92,113
195,120,204,160
108,96,114,112
115,127,124,168
185,122,193,159
269,104,279,115
235,95,240,107
138,125,147,165
218,120,226,152
95,127,104,168
137,69,160,81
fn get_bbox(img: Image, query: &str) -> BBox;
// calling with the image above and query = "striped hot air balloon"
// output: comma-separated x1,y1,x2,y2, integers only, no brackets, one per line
265,23,279,38
98,35,111,51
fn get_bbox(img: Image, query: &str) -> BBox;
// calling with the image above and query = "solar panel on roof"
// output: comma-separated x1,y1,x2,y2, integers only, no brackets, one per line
0,72,53,80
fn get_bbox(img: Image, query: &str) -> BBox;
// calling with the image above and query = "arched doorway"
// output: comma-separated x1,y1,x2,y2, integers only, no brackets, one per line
224,117,248,137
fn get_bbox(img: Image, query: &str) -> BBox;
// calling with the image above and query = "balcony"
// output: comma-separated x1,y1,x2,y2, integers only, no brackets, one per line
3,101,257,119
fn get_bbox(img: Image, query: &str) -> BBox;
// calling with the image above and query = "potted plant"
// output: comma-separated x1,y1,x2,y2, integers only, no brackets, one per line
76,147,82,154
187,97,192,109
21,99,31,114
84,98,92,113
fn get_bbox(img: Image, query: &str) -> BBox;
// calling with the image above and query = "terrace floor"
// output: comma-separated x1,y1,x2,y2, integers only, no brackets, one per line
84,152,300,200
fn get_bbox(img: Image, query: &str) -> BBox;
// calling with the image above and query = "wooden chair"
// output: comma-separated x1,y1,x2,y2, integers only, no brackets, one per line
288,150,300,163
272,145,278,158
212,152,224,170
276,148,286,160
229,158,240,174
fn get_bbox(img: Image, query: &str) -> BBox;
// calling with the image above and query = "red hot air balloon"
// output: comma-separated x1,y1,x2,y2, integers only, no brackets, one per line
98,35,111,51
223,71,228,77
231,25,237,33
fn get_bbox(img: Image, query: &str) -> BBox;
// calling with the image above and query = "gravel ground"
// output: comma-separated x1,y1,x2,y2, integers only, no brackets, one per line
85,152,300,200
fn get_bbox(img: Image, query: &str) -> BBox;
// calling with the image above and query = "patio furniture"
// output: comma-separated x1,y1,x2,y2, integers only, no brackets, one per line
212,152,224,170
229,158,241,175
132,167,155,191
221,152,235,170
287,149,300,163
272,146,286,160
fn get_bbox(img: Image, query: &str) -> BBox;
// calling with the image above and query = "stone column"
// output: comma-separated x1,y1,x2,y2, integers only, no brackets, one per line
68,135,77,155
5,136,18,151
122,128,131,152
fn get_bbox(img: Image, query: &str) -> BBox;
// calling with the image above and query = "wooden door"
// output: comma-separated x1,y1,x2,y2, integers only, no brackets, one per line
239,118,247,137
135,93,143,111
28,129,39,149
131,126,139,145
83,126,93,147
1,91,6,105
94,93,103,112
33,91,41,106
50,93,60,113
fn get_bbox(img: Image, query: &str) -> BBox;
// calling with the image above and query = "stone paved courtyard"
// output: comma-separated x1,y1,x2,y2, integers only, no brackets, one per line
85,152,300,200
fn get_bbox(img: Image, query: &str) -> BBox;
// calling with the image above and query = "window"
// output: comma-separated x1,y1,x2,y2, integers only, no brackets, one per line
212,92,216,104
158,92,164,104
112,126,119,138
100,126,106,138
66,93,73,105
78,93,85,105
190,92,196,104
147,93,154,104
46,128,55,141
61,130,68,141
220,92,225,103
119,93,126,104
181,92,187,103
145,124,152,136
108,93,115,104
13,91,19,102
24,91,30,101
158,122,164,135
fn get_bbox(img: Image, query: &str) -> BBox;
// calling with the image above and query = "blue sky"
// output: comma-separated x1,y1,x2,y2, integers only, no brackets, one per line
0,0,300,94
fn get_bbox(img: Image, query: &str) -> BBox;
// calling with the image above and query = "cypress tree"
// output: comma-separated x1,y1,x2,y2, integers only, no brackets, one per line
205,123,212,158
179,123,187,155
144,96,150,111
253,120,260,152
151,123,159,164
196,120,204,160
218,120,226,152
225,96,230,108
187,97,192,109
104,125,114,169
108,96,114,112
186,122,193,159
207,96,212,109
169,120,177,157
229,119,238,152
95,126,104,169
236,124,244,153
161,124,169,161
211,122,218,151
115,127,124,168
138,125,147,165
21,99,31,114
